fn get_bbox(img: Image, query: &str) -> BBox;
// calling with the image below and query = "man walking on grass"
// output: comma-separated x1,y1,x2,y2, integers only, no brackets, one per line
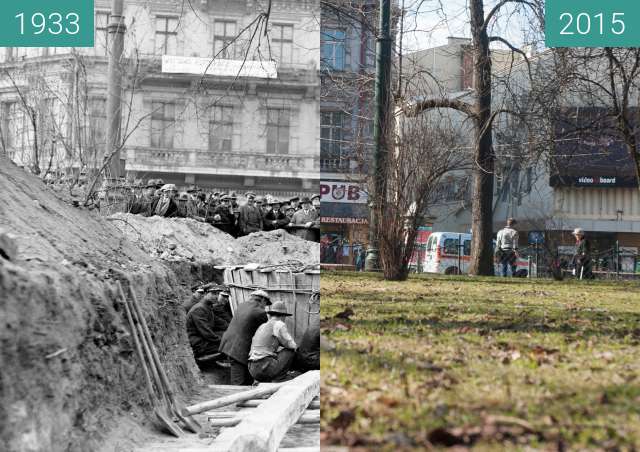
495,218,519,277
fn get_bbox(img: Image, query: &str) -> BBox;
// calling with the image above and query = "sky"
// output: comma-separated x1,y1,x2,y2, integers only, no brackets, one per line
400,0,540,53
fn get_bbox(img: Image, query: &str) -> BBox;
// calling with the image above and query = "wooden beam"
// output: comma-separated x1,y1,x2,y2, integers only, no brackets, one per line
207,409,318,419
208,411,319,428
236,399,320,410
183,384,283,416
210,371,320,452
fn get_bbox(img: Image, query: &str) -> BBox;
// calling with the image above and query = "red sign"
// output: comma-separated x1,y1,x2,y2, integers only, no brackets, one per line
321,217,369,225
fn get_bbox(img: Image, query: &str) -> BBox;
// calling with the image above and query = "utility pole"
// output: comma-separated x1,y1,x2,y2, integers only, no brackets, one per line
365,0,393,271
106,0,126,180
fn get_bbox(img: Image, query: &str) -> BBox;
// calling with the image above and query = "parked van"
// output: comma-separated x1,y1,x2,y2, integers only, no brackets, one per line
414,231,529,276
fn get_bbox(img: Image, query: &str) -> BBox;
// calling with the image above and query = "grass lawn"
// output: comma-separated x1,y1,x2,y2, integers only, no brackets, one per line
320,272,640,450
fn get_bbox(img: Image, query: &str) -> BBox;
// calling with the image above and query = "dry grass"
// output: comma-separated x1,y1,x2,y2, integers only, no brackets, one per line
320,271,640,450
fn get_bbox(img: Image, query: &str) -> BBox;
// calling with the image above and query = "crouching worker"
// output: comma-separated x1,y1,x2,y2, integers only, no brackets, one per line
186,291,225,360
248,301,298,382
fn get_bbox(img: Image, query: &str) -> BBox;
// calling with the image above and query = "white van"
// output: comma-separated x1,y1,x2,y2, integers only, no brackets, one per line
417,231,529,276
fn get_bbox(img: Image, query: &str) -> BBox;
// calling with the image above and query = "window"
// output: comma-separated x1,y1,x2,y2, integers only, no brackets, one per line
1,48,13,62
95,12,110,56
464,240,471,256
209,105,233,152
271,24,293,64
88,98,107,153
155,16,178,56
321,111,344,158
443,238,460,255
214,20,237,59
426,235,436,252
321,28,346,70
5,102,30,152
266,108,290,154
151,102,175,148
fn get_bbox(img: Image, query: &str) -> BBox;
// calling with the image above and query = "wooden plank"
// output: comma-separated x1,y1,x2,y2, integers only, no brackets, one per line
236,399,319,409
207,383,280,392
183,384,283,416
208,411,319,428
207,409,319,419
210,371,320,452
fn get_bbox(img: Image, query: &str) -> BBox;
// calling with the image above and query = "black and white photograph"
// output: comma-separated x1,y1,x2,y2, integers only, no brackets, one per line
0,0,320,451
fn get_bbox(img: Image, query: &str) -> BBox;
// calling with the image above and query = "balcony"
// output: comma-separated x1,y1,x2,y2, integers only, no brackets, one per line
126,147,320,179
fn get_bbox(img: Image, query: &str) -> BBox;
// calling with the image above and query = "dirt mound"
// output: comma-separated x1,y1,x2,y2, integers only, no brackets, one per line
108,213,239,264
0,158,200,452
108,213,319,266
234,230,320,265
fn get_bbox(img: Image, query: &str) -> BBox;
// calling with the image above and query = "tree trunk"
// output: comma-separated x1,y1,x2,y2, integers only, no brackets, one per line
468,0,495,275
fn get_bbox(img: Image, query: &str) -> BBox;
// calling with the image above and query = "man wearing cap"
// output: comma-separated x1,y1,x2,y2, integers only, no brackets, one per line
248,300,298,382
219,290,271,385
572,228,593,279
186,290,226,360
290,197,319,239
264,199,289,231
239,192,263,236
289,196,300,212
311,194,320,211
211,195,234,235
495,218,519,277
153,184,179,217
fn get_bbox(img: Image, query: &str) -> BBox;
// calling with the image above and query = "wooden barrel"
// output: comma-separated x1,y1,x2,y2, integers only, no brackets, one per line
221,265,320,344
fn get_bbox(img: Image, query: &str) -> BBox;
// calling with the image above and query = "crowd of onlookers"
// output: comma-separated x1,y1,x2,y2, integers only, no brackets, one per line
117,178,320,239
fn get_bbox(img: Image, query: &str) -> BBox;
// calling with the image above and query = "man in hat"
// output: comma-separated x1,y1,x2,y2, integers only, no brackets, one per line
311,194,320,211
176,192,190,218
183,286,206,313
290,197,319,239
219,289,271,385
572,228,593,279
153,184,179,217
186,289,227,360
248,300,298,382
264,199,289,231
495,218,519,277
239,192,263,236
289,196,300,212
211,195,234,234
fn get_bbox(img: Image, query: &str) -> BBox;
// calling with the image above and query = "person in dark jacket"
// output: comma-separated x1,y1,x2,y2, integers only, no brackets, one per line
572,228,594,279
186,292,225,359
219,290,271,385
212,196,234,235
152,184,179,217
239,192,263,235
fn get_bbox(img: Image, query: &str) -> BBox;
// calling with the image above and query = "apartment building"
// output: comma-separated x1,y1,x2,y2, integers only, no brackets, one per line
0,0,320,198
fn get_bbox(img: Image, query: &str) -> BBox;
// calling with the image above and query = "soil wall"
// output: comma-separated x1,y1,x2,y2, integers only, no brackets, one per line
0,158,200,452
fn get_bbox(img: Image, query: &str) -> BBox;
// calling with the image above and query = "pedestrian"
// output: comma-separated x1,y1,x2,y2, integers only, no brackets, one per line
153,184,179,217
219,289,271,385
290,197,319,240
572,228,593,280
239,192,263,235
495,218,519,277
248,300,298,382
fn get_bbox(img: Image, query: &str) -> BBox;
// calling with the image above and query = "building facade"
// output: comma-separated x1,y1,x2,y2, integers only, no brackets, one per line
0,0,320,198
320,0,376,264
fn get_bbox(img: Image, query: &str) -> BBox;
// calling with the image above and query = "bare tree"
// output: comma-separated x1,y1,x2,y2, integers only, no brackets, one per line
406,0,544,275
378,112,468,280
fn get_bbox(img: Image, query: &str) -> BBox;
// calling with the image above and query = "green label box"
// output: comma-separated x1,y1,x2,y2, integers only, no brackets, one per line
0,0,94,47
546,0,640,47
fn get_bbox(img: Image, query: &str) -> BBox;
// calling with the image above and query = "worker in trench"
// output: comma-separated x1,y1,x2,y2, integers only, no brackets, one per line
186,288,231,361
219,290,271,385
247,301,299,383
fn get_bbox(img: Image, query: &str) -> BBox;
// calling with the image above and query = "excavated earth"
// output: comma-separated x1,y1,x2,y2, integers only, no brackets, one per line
0,157,318,452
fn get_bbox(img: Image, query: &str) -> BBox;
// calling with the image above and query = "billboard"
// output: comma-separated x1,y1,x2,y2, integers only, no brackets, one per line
162,55,278,79
550,107,638,187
